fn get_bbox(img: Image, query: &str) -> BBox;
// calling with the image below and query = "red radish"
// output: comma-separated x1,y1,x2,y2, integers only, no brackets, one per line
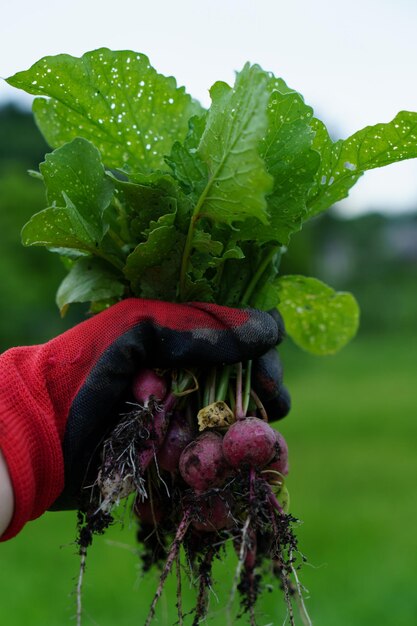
267,431,289,476
135,498,165,525
179,432,229,492
97,391,176,512
222,417,277,469
192,494,234,532
156,412,194,473
132,368,167,405
81,367,294,624
135,393,176,472
130,369,175,476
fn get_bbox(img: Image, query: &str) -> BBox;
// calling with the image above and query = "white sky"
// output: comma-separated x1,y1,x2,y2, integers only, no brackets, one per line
1,0,417,216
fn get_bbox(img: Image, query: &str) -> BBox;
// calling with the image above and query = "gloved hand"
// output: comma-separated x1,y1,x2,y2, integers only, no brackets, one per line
0,299,290,540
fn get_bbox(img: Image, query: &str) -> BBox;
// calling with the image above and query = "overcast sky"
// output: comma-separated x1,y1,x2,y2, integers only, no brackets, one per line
1,0,417,216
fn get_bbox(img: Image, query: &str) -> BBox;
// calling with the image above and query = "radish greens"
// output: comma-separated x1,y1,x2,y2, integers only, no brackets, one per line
8,47,417,354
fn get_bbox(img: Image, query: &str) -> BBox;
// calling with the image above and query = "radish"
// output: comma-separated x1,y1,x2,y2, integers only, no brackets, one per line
132,369,167,405
95,369,174,512
267,431,289,476
76,365,301,626
134,498,165,526
179,431,229,492
222,417,278,469
156,412,194,473
192,493,234,532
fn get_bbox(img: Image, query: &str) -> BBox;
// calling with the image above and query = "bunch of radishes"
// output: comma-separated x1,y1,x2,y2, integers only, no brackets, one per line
76,363,305,626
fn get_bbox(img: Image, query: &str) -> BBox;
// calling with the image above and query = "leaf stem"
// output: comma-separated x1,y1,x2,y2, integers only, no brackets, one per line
179,186,211,300
242,360,252,415
179,128,237,300
241,246,281,307
92,247,125,271
172,369,199,397
208,368,217,404
113,196,131,242
250,389,268,421
216,365,231,402
107,227,127,250
203,368,216,407
235,362,245,420
228,387,236,413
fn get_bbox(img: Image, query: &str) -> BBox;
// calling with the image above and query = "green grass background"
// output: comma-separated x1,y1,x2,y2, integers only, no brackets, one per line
1,330,417,626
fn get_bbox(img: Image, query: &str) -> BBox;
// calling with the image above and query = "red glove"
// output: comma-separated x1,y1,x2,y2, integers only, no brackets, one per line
0,299,288,540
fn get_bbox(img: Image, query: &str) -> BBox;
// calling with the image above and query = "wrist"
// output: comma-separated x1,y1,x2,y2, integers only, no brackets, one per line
0,448,14,537
0,346,65,540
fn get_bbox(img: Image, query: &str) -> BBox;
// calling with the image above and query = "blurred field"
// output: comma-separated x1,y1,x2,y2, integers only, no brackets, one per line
1,330,416,626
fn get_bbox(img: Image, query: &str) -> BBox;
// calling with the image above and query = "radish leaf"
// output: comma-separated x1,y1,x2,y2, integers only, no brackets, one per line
308,111,417,216
21,138,119,265
277,275,360,355
56,257,125,316
235,78,319,245
166,115,208,194
9,48,417,353
7,48,202,172
124,212,184,299
41,138,113,241
170,64,273,226
257,86,320,244
252,281,281,311
172,64,273,298
112,173,181,241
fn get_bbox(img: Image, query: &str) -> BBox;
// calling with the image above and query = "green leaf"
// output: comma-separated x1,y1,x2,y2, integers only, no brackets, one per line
192,229,223,256
237,86,319,245
181,275,214,302
259,86,320,243
7,48,203,172
41,137,113,239
252,280,281,311
165,115,208,193
56,257,125,315
186,230,222,283
112,173,180,240
184,228,244,302
170,64,273,226
22,204,96,253
21,138,115,258
277,275,360,355
49,247,89,259
216,242,262,307
208,244,244,267
173,64,274,300
124,216,184,299
308,111,417,216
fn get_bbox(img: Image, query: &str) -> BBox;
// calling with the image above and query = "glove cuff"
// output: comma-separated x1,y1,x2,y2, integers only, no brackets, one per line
0,347,64,540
